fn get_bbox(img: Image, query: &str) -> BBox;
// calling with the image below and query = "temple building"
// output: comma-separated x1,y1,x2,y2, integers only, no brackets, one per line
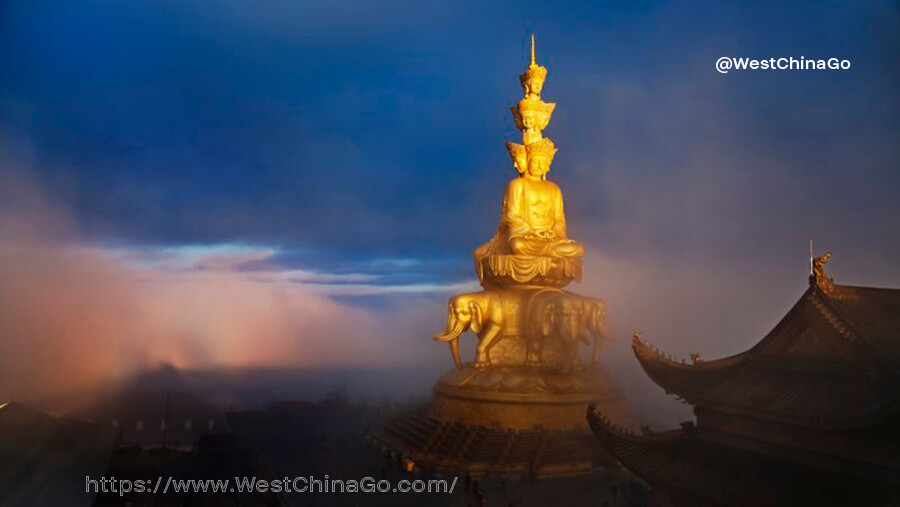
589,252,900,506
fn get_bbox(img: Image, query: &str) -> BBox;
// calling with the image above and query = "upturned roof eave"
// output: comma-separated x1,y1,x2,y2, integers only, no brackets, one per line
631,334,754,400
631,286,818,399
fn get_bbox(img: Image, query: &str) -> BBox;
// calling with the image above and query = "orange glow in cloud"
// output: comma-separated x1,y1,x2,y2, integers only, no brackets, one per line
0,169,403,404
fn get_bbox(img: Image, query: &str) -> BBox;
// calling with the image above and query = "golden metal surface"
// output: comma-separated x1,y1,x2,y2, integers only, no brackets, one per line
427,36,620,430
473,36,584,287
433,36,609,380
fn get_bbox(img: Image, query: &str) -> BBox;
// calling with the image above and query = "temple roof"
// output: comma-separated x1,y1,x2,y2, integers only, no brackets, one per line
587,407,898,507
634,284,900,429
376,408,613,476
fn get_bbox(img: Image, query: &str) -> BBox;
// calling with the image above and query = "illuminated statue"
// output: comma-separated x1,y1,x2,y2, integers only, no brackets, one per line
472,35,584,287
376,35,621,461
434,35,608,381
433,291,504,369
474,137,585,262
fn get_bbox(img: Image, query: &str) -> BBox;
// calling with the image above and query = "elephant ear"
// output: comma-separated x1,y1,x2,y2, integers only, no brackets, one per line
541,302,556,336
469,301,484,334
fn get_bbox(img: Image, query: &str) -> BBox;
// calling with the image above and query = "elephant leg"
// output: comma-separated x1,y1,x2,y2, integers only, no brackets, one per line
590,322,610,364
525,335,542,366
474,323,502,369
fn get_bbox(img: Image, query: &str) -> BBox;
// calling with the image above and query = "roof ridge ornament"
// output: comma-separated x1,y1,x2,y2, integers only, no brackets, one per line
810,248,836,295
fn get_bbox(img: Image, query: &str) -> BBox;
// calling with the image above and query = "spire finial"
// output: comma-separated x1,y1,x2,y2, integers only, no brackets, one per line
530,33,536,67
513,34,552,142
809,239,814,278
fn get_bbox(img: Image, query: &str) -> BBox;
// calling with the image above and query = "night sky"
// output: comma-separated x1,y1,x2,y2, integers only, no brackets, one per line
1,1,899,411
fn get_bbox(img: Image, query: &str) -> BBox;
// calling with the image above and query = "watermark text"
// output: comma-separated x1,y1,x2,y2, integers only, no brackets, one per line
86,475,458,496
716,57,851,74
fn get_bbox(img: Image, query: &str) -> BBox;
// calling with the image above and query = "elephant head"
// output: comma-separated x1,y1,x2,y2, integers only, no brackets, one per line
582,299,610,364
433,291,503,369
540,295,589,345
536,293,610,367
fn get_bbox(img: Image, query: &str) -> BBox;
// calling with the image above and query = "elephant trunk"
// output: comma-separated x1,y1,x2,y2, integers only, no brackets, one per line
433,313,466,342
433,310,468,369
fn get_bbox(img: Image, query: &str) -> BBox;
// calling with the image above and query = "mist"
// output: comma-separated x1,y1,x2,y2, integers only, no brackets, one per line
4,147,900,427
0,1,897,429
0,162,449,409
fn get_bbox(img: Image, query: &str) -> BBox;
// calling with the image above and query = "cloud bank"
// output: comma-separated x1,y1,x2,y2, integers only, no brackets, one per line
0,163,451,406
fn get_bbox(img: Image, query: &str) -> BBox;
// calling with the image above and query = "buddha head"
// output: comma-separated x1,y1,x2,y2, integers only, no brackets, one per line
515,98,555,132
505,141,527,175
525,138,557,178
519,64,548,98
519,34,548,98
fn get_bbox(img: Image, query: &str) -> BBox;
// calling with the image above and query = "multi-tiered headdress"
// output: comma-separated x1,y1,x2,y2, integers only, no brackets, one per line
506,34,557,176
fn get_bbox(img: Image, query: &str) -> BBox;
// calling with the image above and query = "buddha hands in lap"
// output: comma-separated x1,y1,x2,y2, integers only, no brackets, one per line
475,138,584,262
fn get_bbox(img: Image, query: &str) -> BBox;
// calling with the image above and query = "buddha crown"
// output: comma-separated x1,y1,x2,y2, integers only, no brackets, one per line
506,34,558,175
519,34,548,98
525,137,557,161
510,98,556,132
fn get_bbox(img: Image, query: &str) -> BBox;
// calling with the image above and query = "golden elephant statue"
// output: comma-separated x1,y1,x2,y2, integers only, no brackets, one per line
433,291,503,369
534,291,609,369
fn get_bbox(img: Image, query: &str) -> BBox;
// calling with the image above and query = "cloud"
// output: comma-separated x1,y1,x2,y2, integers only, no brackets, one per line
104,244,473,295
560,67,900,426
290,280,479,297
0,162,451,405
1,0,897,425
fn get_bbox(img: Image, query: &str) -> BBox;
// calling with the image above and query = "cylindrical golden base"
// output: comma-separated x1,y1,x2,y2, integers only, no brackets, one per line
430,364,625,430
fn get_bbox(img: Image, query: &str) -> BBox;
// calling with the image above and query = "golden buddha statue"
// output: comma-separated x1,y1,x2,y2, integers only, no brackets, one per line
426,35,616,433
473,35,583,286
474,138,584,260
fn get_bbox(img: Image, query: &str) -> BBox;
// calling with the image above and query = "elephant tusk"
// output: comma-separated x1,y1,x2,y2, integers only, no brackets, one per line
433,318,466,342
594,322,612,340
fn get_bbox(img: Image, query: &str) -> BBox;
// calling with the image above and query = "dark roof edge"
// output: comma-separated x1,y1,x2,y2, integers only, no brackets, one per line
631,286,817,398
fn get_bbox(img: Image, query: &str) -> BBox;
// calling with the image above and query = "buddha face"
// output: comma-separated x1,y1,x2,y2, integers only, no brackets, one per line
520,109,550,131
524,77,544,97
527,156,550,178
521,110,538,130
513,154,527,175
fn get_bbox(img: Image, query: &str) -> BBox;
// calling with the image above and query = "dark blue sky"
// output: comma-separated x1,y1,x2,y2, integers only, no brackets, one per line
2,0,898,292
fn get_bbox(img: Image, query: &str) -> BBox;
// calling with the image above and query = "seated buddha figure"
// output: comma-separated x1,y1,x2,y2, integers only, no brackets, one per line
474,138,584,262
